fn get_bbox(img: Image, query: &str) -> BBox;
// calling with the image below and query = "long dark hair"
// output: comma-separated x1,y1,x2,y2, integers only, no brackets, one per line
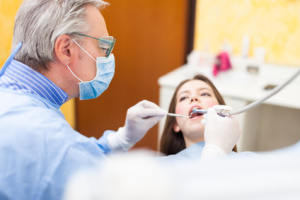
159,74,237,155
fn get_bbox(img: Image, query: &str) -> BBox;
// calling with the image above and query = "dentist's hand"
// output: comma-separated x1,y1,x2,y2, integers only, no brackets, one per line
201,106,241,159
107,100,167,151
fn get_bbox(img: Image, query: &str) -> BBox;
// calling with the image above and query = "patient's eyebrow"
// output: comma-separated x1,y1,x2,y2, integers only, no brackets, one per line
178,87,212,96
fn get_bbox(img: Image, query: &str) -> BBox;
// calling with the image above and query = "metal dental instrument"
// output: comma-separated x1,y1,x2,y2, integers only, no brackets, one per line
193,66,300,116
168,108,230,118
167,113,191,118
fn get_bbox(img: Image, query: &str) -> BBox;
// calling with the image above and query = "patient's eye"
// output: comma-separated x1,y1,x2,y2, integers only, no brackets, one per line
179,96,188,102
201,92,212,97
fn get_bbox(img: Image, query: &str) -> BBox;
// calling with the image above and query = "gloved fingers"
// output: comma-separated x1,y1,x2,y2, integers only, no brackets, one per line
126,102,167,123
136,100,161,109
128,106,167,119
205,107,218,120
203,105,241,156
134,100,167,118
207,107,218,114
213,105,232,111
207,105,234,121
205,107,231,128
213,105,232,117
201,118,207,125
138,109,167,119
141,117,162,128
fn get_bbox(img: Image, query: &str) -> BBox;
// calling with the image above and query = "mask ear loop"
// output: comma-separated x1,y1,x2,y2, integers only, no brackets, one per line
73,40,96,62
70,39,98,82
66,65,83,82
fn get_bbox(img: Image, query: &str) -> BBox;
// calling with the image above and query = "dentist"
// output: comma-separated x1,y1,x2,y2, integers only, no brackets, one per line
0,0,241,199
0,1,166,199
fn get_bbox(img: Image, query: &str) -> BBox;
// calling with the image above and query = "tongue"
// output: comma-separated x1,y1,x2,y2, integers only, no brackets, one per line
190,113,202,119
190,113,198,118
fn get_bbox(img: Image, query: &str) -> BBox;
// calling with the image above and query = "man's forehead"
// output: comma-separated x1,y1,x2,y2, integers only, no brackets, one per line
85,5,108,37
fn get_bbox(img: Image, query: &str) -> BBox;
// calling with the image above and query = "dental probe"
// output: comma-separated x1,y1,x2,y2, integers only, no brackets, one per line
167,113,191,118
193,66,300,116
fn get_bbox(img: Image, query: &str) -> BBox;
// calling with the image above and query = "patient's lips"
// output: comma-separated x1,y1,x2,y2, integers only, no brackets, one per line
189,105,203,120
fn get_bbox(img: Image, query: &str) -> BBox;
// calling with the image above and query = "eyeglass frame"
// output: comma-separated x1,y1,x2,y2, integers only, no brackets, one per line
72,32,116,58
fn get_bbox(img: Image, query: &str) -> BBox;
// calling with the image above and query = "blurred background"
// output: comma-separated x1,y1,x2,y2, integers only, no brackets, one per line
1,0,300,152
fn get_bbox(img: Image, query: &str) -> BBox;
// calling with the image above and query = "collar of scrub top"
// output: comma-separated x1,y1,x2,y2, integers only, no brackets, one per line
0,42,22,77
0,42,68,106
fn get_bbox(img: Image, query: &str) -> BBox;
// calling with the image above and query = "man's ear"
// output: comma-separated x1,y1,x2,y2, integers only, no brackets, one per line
173,122,181,133
54,35,73,66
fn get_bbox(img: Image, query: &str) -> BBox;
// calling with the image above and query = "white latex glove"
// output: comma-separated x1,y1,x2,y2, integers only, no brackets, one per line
107,100,167,151
201,105,241,160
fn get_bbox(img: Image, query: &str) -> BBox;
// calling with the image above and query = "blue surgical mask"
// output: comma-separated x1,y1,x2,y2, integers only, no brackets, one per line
68,41,115,100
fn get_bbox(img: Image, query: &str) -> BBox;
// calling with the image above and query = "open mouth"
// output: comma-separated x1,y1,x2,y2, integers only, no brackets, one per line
189,112,203,119
189,106,203,119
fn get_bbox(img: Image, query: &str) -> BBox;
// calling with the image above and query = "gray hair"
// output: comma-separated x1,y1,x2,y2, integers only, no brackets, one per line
12,0,108,71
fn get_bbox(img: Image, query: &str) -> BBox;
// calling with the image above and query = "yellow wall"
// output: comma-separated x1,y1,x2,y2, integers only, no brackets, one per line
0,1,76,128
194,0,300,66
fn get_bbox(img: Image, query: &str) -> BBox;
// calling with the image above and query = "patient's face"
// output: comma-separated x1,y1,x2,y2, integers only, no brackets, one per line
173,80,219,147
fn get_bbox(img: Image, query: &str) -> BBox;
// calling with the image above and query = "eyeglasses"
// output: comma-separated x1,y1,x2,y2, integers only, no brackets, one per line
73,32,116,58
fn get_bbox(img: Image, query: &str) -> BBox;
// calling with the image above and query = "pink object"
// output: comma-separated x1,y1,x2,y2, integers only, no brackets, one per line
212,52,232,77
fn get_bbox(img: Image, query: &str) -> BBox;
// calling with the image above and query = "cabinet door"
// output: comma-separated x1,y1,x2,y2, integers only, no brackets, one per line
76,0,191,151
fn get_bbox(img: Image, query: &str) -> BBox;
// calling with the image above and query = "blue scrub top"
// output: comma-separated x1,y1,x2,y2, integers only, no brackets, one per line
0,59,114,199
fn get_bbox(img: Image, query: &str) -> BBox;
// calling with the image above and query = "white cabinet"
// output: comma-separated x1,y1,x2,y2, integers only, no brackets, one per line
158,57,300,152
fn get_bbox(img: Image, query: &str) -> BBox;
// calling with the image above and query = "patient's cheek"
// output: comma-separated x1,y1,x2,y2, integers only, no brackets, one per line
205,101,219,108
175,104,185,114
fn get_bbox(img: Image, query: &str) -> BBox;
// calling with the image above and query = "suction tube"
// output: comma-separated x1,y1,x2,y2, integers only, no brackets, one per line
230,67,300,115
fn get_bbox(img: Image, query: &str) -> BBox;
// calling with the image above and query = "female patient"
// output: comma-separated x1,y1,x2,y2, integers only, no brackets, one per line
160,74,237,157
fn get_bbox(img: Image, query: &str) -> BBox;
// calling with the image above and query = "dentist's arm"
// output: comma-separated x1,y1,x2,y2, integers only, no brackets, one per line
107,100,167,151
201,106,241,160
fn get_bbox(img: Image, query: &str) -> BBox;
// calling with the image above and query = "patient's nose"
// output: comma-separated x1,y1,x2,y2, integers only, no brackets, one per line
190,97,199,103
